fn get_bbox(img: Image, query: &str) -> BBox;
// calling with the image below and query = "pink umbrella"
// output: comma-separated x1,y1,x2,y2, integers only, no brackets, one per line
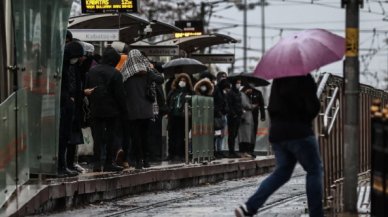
253,29,345,80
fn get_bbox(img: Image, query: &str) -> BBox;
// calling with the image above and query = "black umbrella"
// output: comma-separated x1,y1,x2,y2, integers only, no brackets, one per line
227,72,270,86
162,58,208,76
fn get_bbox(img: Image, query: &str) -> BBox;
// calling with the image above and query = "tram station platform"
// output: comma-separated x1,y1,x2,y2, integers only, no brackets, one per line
2,157,276,217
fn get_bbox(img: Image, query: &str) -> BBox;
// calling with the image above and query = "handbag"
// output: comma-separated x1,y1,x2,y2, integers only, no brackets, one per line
145,83,156,102
77,127,94,156
145,69,156,103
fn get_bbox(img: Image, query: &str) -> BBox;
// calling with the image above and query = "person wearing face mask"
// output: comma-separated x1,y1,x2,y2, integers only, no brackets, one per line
226,79,243,158
57,41,84,177
194,78,214,97
167,73,194,161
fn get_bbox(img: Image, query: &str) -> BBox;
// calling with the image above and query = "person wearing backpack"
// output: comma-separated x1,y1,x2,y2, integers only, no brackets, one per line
166,73,194,161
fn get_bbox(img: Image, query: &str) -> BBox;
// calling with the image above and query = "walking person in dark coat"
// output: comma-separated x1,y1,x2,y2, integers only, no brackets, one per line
121,49,164,169
58,41,84,177
167,73,194,161
235,74,323,217
226,79,243,158
85,47,127,172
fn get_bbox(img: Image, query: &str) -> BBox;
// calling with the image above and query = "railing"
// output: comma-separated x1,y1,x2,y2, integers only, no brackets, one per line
316,73,388,212
184,95,215,164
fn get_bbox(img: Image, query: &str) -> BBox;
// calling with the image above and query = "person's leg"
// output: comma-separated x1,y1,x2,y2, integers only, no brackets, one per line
290,136,324,217
138,119,151,167
245,143,297,214
91,118,104,171
167,117,177,160
227,117,239,156
175,117,186,160
131,119,144,168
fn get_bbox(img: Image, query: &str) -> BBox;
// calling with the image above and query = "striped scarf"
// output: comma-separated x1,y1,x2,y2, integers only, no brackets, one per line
120,49,150,82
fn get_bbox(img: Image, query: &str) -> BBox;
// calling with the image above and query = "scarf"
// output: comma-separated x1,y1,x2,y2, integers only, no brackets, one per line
120,49,150,82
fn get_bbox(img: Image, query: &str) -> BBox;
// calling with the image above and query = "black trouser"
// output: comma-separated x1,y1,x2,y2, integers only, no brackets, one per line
168,116,185,159
147,116,163,161
58,100,75,170
129,119,150,164
227,116,240,154
91,117,120,167
122,120,132,163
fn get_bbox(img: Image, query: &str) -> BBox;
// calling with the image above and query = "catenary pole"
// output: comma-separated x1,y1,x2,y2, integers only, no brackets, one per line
243,0,247,73
342,0,362,213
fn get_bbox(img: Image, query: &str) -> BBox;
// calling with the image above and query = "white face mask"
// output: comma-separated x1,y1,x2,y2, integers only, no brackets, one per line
223,89,228,94
200,85,207,92
235,84,241,89
178,81,186,88
70,58,79,64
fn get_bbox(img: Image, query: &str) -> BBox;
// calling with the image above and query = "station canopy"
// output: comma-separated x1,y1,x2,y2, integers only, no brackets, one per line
156,33,237,53
68,14,181,44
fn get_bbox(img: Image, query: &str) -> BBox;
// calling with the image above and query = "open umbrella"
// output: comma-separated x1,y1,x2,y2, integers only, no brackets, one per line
162,58,207,76
253,29,345,80
227,73,270,86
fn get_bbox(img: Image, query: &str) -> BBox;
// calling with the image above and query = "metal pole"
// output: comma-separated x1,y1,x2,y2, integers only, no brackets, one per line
261,0,265,56
243,0,247,73
184,98,189,164
343,0,362,213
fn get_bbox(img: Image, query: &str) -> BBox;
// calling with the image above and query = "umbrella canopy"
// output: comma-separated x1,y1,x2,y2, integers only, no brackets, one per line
227,73,270,86
68,14,182,44
162,58,207,76
157,33,237,53
253,29,345,80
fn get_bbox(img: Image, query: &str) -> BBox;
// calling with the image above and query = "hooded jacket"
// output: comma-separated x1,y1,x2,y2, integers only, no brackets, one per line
61,41,83,106
86,47,127,118
194,78,214,96
167,73,194,117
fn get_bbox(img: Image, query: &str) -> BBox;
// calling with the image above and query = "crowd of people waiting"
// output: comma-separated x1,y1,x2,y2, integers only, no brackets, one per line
58,30,266,177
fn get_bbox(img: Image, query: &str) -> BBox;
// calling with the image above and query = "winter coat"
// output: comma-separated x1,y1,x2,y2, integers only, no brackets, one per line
86,47,127,118
61,41,83,106
238,91,255,144
268,74,320,143
226,87,243,119
213,79,230,118
122,50,164,120
167,73,194,117
193,78,214,96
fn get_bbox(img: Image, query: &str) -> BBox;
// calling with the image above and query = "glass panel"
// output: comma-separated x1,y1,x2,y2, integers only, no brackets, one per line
0,89,29,208
12,0,73,174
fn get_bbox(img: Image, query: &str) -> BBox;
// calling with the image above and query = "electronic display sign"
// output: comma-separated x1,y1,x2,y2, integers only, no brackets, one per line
174,20,204,38
81,0,139,13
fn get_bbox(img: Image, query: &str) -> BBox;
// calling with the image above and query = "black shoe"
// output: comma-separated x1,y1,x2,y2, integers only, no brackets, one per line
103,163,123,172
234,204,253,217
142,161,151,168
228,152,240,158
135,163,142,170
57,167,78,177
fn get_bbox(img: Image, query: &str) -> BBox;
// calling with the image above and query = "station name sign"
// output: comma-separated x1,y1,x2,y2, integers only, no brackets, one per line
129,45,180,56
81,0,139,13
191,54,235,64
70,29,119,41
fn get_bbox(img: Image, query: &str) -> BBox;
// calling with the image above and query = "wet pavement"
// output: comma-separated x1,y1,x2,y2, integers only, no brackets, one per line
32,165,309,217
